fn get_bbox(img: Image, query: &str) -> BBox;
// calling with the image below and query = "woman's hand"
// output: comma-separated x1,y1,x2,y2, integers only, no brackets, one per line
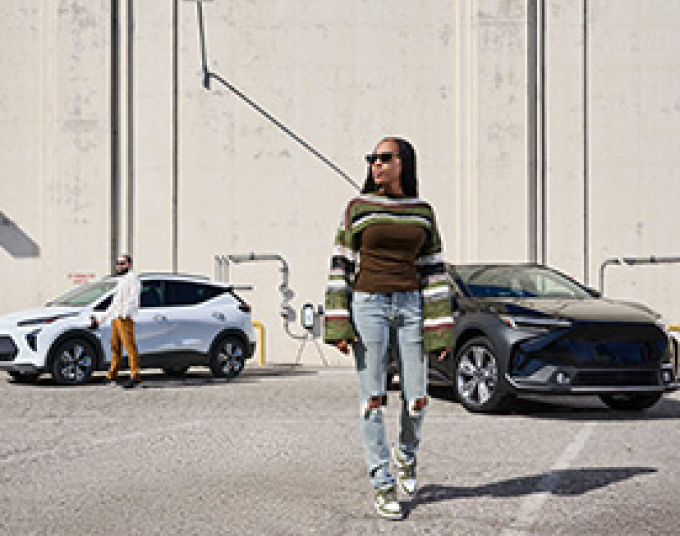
334,339,356,355
437,348,450,361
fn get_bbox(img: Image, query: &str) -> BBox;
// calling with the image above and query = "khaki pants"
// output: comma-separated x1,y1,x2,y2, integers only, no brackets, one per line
107,317,140,380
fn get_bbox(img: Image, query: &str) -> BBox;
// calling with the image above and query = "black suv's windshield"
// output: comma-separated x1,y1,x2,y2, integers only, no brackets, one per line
48,281,117,307
453,265,592,299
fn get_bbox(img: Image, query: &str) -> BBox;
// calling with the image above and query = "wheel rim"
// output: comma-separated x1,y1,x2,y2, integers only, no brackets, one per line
216,340,244,375
57,342,93,383
456,345,499,407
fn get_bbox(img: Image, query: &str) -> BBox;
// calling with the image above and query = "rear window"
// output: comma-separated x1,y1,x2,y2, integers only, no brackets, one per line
164,281,227,307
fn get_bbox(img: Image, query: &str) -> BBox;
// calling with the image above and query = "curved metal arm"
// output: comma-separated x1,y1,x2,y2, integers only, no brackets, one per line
599,255,680,294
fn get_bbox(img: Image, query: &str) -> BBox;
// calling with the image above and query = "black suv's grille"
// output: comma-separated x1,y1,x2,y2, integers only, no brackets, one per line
572,370,659,387
0,336,18,362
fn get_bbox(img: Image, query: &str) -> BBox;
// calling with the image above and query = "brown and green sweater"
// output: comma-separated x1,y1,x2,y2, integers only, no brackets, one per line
323,193,454,352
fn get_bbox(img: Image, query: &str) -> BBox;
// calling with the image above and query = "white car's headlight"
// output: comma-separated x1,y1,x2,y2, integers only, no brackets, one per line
17,313,78,327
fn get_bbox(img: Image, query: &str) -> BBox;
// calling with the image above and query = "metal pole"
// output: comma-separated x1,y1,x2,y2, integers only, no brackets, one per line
583,0,590,284
172,0,179,272
189,2,359,191
127,0,135,257
111,0,121,266
527,0,538,263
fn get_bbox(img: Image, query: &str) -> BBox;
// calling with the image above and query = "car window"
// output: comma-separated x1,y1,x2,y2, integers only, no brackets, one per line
49,281,117,307
164,281,226,307
140,280,164,308
456,266,591,299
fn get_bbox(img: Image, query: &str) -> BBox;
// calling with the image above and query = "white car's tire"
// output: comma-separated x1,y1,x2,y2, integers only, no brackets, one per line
50,338,97,385
209,335,246,379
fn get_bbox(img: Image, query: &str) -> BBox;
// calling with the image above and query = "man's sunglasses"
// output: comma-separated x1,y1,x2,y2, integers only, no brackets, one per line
365,152,399,165
116,261,127,266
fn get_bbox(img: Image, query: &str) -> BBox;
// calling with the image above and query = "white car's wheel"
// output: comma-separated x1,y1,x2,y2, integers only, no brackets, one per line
209,336,246,379
50,338,96,385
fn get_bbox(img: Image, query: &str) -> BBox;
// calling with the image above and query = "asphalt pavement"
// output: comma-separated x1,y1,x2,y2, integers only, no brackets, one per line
1,365,680,536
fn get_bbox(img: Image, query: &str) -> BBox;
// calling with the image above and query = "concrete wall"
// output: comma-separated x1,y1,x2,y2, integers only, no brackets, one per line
2,0,680,365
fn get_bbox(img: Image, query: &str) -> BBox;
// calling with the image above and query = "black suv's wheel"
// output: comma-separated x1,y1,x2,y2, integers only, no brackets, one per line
162,366,190,377
599,393,663,411
50,338,97,385
209,336,246,379
453,336,512,413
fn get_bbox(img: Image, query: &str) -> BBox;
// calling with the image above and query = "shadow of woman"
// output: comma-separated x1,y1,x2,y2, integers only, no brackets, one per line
405,466,656,516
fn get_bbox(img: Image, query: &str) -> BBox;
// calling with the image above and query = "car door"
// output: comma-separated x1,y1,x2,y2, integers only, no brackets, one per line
134,279,180,358
160,281,227,355
91,279,176,364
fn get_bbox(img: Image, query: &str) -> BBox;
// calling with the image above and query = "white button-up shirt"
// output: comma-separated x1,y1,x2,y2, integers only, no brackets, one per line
101,271,141,323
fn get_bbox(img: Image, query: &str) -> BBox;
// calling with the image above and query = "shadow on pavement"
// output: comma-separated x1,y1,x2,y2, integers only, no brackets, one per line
122,365,319,389
426,385,680,421
407,466,656,516
4,365,318,390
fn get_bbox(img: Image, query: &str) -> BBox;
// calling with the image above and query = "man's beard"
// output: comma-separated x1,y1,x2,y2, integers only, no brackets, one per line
115,267,130,276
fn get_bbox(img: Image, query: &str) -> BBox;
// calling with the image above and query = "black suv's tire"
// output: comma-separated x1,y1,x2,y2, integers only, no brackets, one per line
599,393,663,411
453,336,513,413
209,336,246,379
162,366,190,377
50,338,97,385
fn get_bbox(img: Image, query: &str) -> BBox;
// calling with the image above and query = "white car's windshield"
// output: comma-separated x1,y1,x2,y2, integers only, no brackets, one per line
48,281,116,307
455,265,592,299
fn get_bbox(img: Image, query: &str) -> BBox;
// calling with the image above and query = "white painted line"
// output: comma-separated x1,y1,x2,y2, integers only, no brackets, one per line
501,422,597,536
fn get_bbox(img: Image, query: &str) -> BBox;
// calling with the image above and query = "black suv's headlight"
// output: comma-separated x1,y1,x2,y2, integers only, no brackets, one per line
500,315,571,335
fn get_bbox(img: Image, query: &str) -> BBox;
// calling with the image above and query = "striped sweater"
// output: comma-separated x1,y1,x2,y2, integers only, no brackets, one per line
324,193,454,353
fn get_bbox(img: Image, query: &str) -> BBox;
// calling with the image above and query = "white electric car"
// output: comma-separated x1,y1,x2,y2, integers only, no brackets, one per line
0,273,256,385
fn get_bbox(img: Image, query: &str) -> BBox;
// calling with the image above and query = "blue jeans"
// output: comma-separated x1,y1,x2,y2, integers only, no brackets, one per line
351,290,427,490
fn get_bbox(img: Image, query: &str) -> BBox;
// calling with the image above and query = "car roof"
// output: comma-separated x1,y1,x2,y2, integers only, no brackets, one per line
102,272,229,288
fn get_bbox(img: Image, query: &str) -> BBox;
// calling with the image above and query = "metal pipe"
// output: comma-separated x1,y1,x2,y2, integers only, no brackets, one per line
111,0,121,266
188,2,359,191
127,0,135,257
172,0,179,272
527,0,538,263
599,255,680,293
227,253,290,291
583,0,590,284
226,253,309,340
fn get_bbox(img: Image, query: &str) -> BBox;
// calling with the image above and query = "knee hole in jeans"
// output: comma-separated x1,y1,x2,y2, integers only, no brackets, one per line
361,395,387,418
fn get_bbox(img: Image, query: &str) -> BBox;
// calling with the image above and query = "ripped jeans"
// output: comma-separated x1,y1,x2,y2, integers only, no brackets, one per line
351,290,427,490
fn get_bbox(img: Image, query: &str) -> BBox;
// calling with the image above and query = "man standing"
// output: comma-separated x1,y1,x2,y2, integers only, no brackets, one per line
97,254,142,389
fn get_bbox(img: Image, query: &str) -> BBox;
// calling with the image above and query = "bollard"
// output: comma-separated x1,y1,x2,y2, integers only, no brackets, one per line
252,320,266,367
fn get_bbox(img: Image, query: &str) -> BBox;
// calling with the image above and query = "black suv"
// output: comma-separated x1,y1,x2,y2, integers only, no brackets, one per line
390,263,678,413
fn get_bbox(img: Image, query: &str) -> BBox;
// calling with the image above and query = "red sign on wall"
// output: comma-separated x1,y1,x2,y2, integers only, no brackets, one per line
67,273,97,286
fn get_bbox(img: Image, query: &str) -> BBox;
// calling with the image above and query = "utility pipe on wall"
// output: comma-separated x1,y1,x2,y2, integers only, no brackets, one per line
599,255,680,294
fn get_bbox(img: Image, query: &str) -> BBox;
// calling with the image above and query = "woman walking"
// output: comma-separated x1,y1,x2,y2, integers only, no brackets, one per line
324,137,453,520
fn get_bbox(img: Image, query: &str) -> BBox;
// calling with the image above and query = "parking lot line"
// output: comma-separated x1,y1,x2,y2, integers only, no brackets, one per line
501,422,597,535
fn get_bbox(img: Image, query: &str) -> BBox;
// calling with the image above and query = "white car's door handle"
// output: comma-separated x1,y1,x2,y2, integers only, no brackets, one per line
153,314,167,322
212,312,225,321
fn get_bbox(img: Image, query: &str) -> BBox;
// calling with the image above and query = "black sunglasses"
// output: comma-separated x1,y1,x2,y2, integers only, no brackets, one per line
116,261,127,266
365,152,399,165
